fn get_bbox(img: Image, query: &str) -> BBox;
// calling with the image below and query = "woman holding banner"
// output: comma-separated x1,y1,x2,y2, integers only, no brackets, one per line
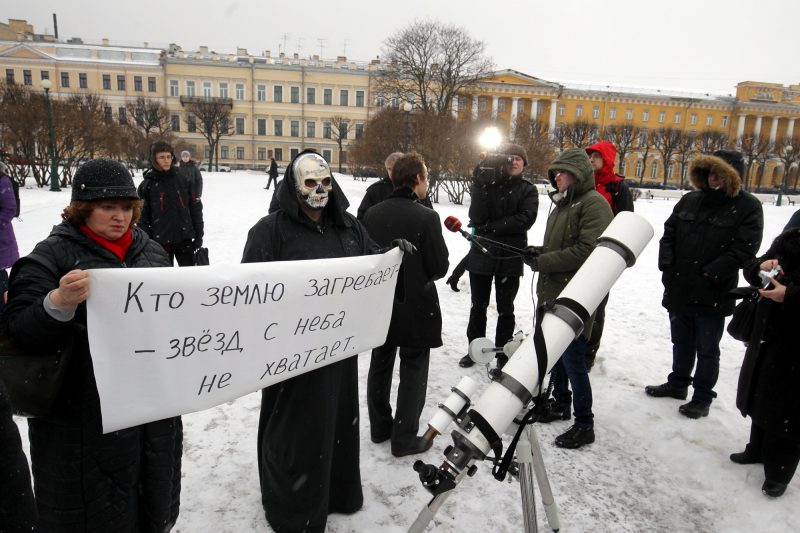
3,159,183,532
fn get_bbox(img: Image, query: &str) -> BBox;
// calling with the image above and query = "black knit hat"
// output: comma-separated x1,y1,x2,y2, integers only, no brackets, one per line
72,159,138,201
712,150,745,180
499,143,528,166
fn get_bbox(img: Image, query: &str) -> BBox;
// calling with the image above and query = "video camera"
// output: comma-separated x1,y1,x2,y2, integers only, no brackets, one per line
474,153,513,184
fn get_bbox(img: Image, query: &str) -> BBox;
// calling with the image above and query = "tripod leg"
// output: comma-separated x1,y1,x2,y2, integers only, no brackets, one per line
527,426,561,532
516,437,539,533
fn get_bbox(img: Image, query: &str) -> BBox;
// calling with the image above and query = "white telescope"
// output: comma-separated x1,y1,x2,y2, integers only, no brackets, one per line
410,211,654,532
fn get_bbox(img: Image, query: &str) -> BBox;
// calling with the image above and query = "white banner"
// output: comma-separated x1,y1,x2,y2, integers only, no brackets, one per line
86,249,402,433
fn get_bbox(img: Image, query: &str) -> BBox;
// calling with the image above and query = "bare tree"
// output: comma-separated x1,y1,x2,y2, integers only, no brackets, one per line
513,117,554,180
738,133,771,191
604,122,638,175
568,120,597,148
637,129,657,185
184,97,232,171
696,129,729,155
654,127,682,187
350,108,405,171
551,122,569,152
377,19,494,115
674,132,696,189
775,136,800,204
328,115,351,173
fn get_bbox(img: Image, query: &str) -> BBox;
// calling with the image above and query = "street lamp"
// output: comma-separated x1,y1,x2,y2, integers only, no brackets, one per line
403,101,413,152
777,144,792,207
41,78,60,192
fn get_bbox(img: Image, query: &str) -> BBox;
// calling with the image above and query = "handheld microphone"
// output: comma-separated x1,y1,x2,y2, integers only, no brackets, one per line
443,216,489,254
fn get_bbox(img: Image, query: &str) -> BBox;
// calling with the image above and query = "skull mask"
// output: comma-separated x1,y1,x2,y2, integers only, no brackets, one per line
293,153,333,210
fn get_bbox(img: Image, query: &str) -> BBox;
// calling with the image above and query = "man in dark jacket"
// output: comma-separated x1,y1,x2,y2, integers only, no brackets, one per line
138,141,204,266
362,153,449,457
461,143,539,368
178,150,204,198
357,152,433,220
584,141,635,370
242,150,380,533
264,157,279,190
525,148,613,449
646,150,763,418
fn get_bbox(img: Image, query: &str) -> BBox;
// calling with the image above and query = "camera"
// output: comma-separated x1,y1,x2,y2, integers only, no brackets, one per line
474,153,512,184
758,266,780,288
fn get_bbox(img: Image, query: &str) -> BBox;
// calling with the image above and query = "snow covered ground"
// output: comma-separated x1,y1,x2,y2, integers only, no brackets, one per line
12,170,799,532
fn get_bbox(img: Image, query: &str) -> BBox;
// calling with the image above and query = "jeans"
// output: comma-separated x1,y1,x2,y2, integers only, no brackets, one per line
466,272,520,347
551,336,593,427
667,312,724,404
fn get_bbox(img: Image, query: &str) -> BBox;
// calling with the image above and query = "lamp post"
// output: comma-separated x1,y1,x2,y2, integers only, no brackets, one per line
777,144,792,207
403,102,413,152
41,79,60,191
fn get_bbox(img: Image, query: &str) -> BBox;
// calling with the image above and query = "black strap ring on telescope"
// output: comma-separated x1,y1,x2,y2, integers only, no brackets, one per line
597,236,637,267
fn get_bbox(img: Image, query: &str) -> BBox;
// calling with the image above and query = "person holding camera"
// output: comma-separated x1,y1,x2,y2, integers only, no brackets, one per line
731,226,800,497
460,143,538,368
646,150,763,419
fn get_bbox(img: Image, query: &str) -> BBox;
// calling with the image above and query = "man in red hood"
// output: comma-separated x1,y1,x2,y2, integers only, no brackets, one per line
584,141,633,371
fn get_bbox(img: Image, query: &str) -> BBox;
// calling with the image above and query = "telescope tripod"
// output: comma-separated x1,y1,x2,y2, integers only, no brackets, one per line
513,422,560,532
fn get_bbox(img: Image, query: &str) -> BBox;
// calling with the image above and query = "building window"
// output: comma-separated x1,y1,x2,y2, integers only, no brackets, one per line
376,93,384,107
169,79,179,96
721,116,728,127
257,118,266,136
356,90,364,107
118,107,127,125
203,81,212,98
307,87,316,104
642,110,649,122
355,123,364,139
626,108,633,120
498,99,506,112
188,115,196,133
307,121,315,138
274,148,283,161
515,100,524,114
103,106,112,124
290,148,299,160
634,160,642,177
291,86,299,104
219,83,228,98
186,81,195,97
658,111,665,123
324,88,332,105
619,160,626,174
40,70,50,81
666,162,674,179
221,146,229,159
258,147,266,160
706,115,713,126
322,149,332,163
5,69,14,84
682,164,689,180
290,120,299,137
274,120,283,136
102,74,111,90
674,112,681,124
609,107,617,119
575,105,583,118
221,117,229,134
690,114,697,125
23,70,32,85
60,72,70,88
589,106,598,119
558,103,565,116
323,122,331,138
117,75,126,91
236,147,245,160
650,161,658,179
339,122,348,139
235,84,244,100
235,117,245,135
134,76,142,92
458,95,467,110
148,76,156,92
257,84,266,102
171,115,180,131
273,85,283,103
639,131,648,146
205,146,211,159
79,73,88,89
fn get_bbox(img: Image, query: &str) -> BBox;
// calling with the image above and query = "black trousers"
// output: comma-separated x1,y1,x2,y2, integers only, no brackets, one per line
466,272,520,347
162,241,195,267
586,293,609,358
266,174,278,189
367,343,430,448
746,421,800,485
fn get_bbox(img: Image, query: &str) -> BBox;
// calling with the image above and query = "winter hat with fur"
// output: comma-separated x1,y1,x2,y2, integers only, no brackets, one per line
689,150,743,196
150,140,176,170
500,143,528,166
72,159,138,201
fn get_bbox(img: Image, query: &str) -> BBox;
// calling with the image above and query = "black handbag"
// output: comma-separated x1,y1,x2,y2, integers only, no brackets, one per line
194,246,209,266
0,253,73,417
726,287,760,343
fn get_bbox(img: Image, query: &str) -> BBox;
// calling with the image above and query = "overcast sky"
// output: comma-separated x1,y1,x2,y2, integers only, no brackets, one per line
14,0,800,95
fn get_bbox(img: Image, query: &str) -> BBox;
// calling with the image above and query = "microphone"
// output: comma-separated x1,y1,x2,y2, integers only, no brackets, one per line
443,216,489,254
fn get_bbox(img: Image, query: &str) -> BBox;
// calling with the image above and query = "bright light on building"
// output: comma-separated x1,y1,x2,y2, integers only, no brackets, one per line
478,127,502,151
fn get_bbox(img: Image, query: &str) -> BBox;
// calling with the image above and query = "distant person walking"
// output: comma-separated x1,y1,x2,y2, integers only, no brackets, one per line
265,157,279,190
178,150,204,198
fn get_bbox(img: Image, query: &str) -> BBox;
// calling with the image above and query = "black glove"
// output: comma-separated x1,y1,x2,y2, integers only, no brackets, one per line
391,239,417,255
522,246,541,270
193,237,203,250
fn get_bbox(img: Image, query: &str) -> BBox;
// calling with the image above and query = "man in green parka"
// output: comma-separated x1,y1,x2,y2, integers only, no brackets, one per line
524,148,613,449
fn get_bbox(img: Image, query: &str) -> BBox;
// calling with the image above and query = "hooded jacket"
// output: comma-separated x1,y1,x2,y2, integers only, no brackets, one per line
536,148,614,336
659,154,763,315
585,141,634,214
178,159,204,198
138,161,204,249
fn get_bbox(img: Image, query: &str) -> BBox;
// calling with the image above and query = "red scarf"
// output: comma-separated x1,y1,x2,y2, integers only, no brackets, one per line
79,224,133,262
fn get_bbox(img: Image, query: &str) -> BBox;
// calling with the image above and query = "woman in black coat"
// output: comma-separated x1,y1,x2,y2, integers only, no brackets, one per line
3,159,182,532
0,378,37,531
733,227,800,498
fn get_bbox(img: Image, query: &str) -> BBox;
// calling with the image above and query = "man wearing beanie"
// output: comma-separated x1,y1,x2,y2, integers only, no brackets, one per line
583,141,634,371
138,141,204,266
523,148,613,448
178,149,204,198
460,143,538,369
646,149,763,419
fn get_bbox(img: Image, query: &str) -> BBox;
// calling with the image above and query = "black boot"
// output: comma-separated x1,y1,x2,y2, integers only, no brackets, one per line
392,436,434,458
762,480,788,498
730,445,762,465
446,275,460,292
458,354,474,368
536,399,572,423
645,382,688,400
555,425,595,449
678,400,710,419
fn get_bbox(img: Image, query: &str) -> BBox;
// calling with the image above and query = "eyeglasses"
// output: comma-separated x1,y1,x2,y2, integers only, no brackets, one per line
155,155,173,161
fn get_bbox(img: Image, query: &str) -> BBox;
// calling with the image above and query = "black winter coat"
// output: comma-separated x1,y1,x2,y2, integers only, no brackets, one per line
138,167,204,248
467,175,538,277
357,176,433,220
242,151,376,533
363,188,449,348
178,159,204,198
736,228,800,440
0,378,37,531
3,223,182,532
659,155,763,316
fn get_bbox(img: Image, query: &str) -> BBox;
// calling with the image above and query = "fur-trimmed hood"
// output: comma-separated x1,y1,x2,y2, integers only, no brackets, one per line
689,154,742,197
